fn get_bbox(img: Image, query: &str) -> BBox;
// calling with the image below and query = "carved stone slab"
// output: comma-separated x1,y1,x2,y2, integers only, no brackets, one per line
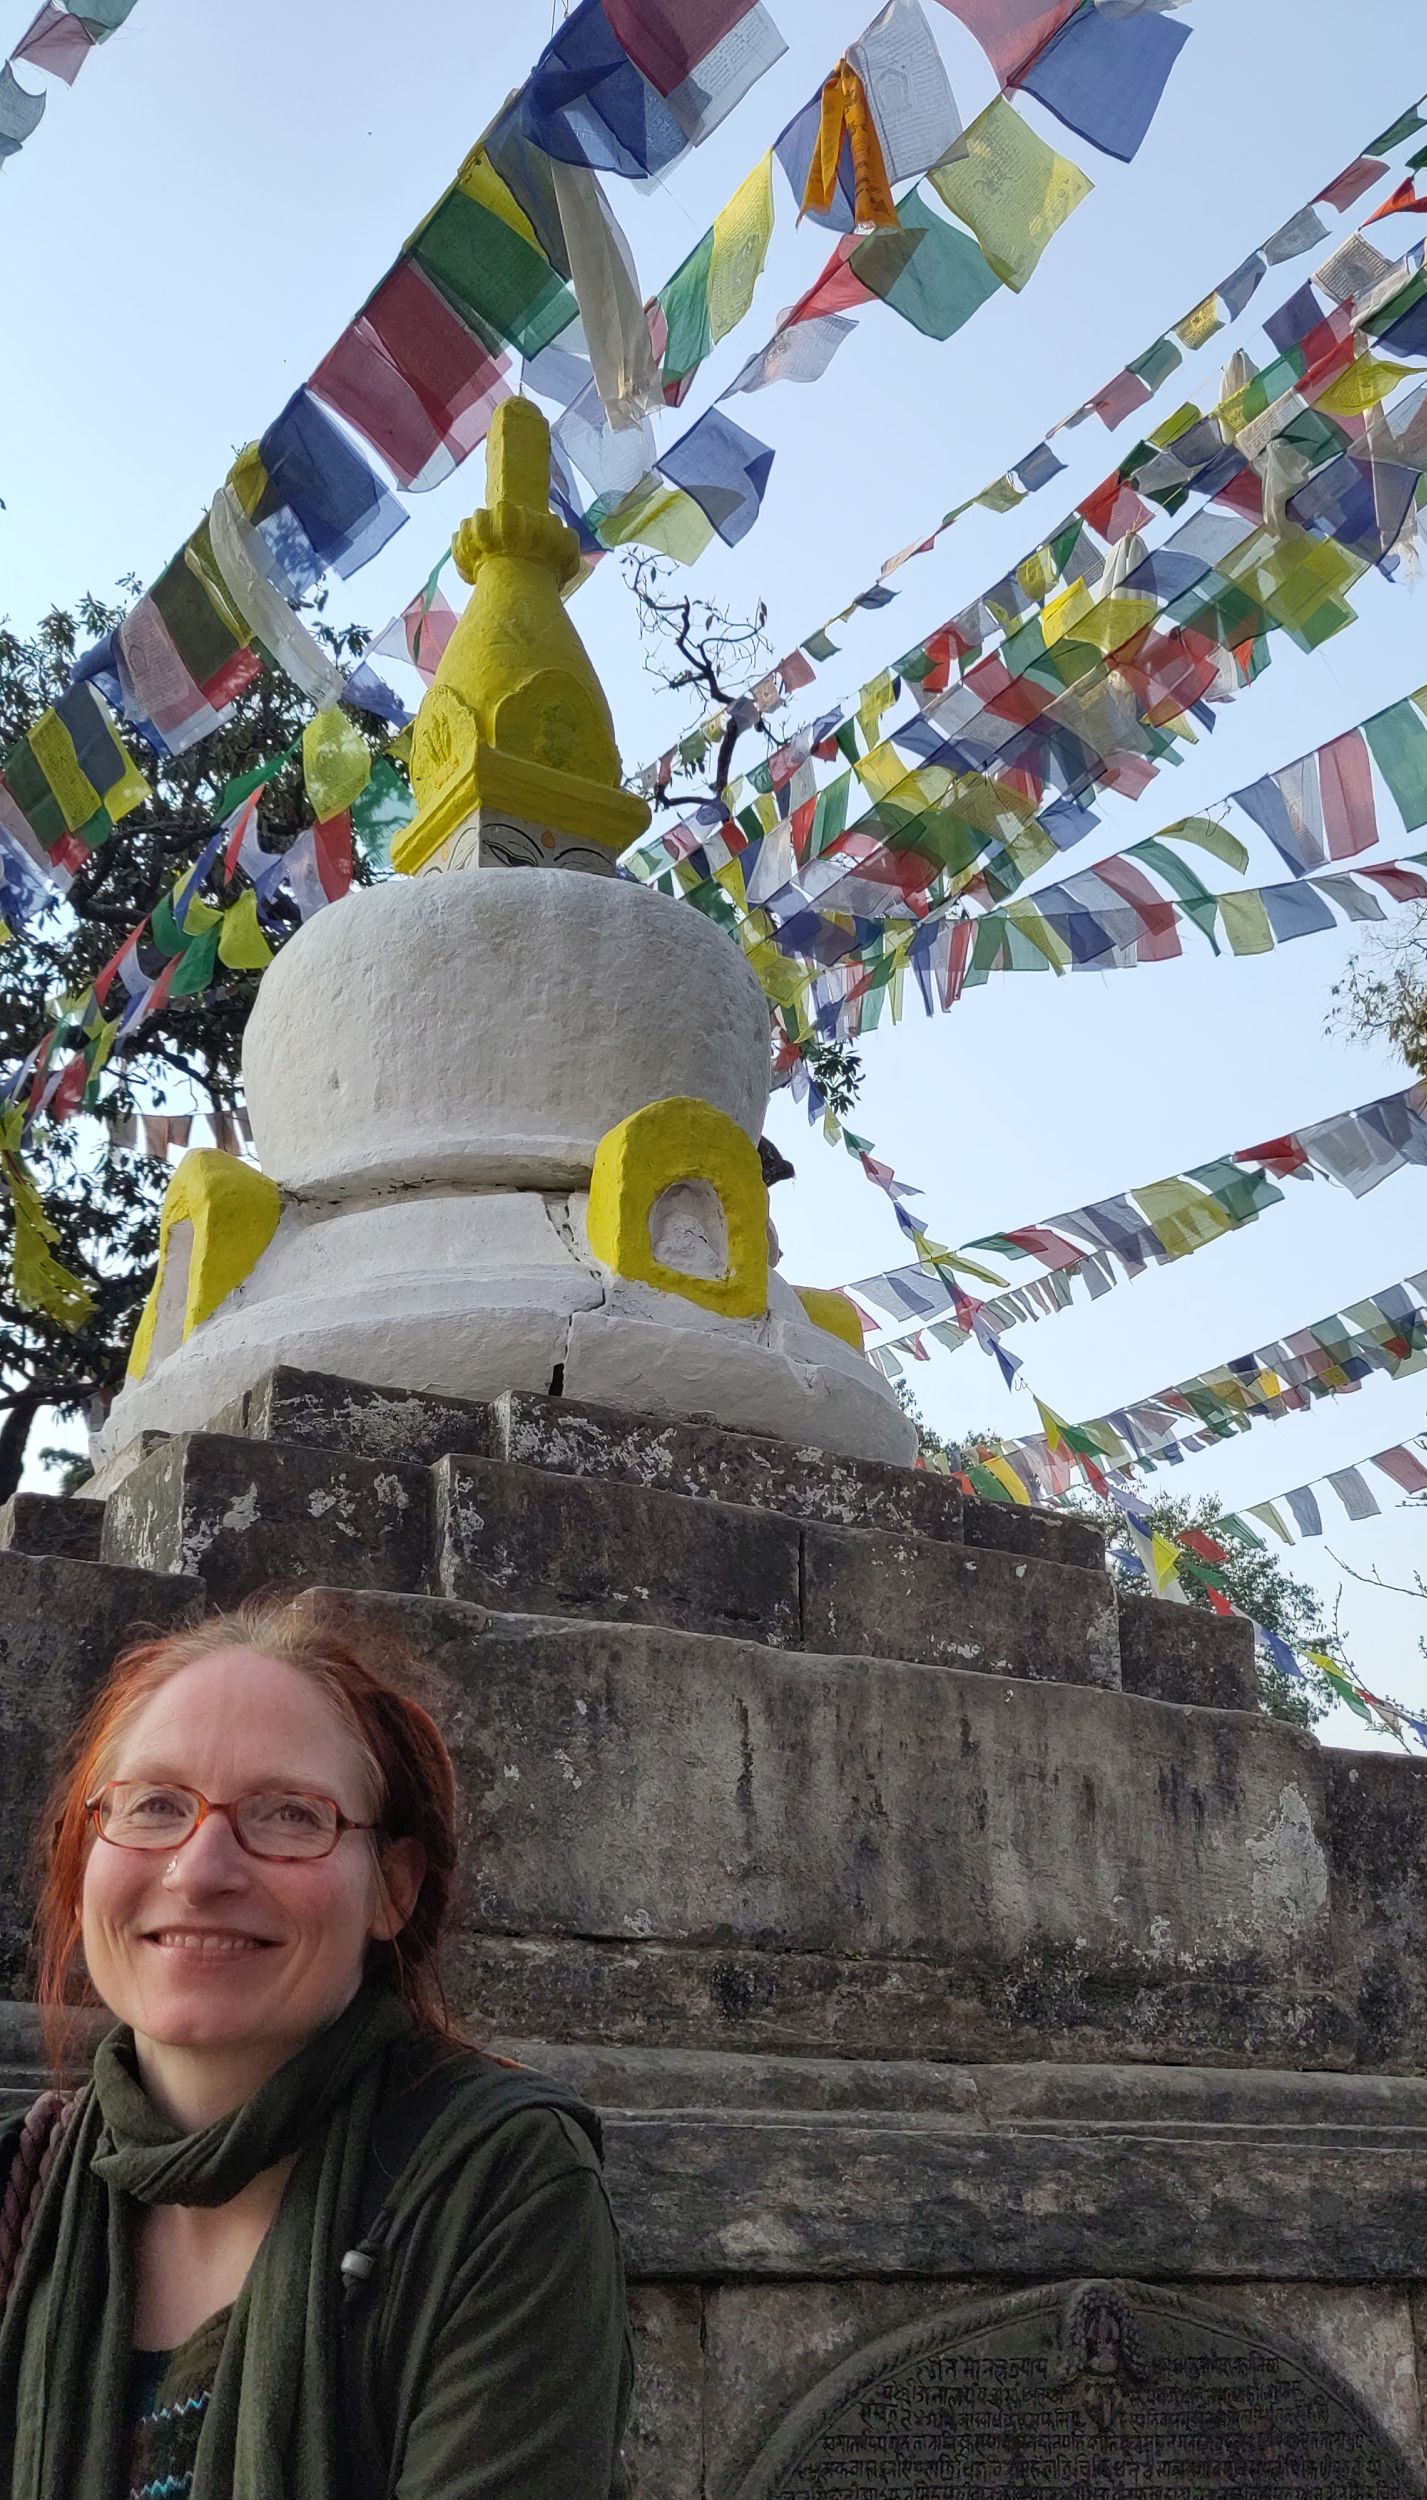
736,2280,1422,2497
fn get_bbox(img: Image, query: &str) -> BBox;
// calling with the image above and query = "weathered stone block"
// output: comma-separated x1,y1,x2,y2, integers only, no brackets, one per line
0,1490,103,1562
962,1499,1104,1573
100,1432,427,1607
492,1390,962,1543
799,1525,1120,1686
429,1455,802,1643
1326,1749,1427,2070
1118,1593,1259,1711
298,1591,1343,2068
0,1551,202,1992
216,1367,503,1467
622,2287,702,2500
223,1365,959,1543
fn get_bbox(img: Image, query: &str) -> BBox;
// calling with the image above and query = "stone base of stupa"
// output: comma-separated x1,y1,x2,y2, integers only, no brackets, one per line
6,1367,1427,2491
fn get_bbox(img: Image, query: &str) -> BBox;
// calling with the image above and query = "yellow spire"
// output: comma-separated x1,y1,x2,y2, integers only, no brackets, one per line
394,399,651,876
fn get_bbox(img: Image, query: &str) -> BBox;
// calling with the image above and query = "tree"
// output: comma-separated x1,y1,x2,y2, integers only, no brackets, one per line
0,593,377,1497
1330,909,1427,1077
625,553,864,1117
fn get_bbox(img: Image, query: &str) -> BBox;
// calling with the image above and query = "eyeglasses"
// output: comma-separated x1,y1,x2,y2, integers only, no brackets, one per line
85,1781,379,1863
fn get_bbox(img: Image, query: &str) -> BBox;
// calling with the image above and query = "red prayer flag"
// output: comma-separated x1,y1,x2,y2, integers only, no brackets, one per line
1371,1446,1427,1494
1365,178,1427,227
1315,157,1387,212
784,237,872,325
311,259,511,494
11,1,96,82
930,0,1080,84
1236,1133,1310,1177
313,814,354,902
604,0,757,92
1077,471,1153,542
1319,727,1376,860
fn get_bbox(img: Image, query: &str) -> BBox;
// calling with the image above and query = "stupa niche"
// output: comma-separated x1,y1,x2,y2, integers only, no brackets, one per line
94,403,915,1476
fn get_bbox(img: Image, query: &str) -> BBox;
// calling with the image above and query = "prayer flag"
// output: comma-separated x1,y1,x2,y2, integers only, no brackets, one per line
311,257,511,492
11,4,97,83
930,0,1080,84
1372,1445,1427,1494
252,392,406,589
850,0,962,184
0,61,45,160
929,94,1090,291
1015,4,1190,163
656,407,774,545
1365,698,1427,831
1328,1467,1380,1522
604,0,786,141
521,0,688,176
849,191,1000,340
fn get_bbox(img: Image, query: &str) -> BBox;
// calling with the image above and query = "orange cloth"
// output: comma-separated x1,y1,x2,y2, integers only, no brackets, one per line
803,63,897,231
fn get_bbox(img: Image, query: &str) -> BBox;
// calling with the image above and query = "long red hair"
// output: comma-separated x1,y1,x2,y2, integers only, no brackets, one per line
33,1594,464,2076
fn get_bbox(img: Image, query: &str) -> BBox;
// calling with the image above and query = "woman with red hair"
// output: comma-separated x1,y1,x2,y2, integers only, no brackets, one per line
0,1596,632,2500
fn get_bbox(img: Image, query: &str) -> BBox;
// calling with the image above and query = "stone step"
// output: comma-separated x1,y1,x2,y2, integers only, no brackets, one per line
962,1498,1103,1575
97,1428,1118,1685
1117,1592,1258,1712
266,1588,1349,2071
0,1489,103,1562
216,1365,968,1545
0,1550,204,1995
100,1431,428,1608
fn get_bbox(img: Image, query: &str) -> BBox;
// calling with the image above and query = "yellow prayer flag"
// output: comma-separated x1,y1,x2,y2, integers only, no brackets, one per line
1148,402,1201,448
1066,593,1158,655
1041,579,1092,644
452,147,539,246
596,475,716,565
1158,817,1249,876
857,669,896,751
227,442,267,518
982,1455,1032,1507
302,707,372,822
28,711,101,837
1174,294,1222,349
1004,903,1069,972
1150,1532,1182,1594
1133,1178,1233,1260
1315,356,1418,417
976,476,1026,514
1219,889,1273,955
929,95,1091,292
709,152,774,342
1016,545,1060,603
218,888,275,971
1035,1398,1067,1453
853,741,912,804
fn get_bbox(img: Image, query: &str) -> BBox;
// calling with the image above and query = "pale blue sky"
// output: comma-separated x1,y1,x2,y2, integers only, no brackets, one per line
2,0,1425,1742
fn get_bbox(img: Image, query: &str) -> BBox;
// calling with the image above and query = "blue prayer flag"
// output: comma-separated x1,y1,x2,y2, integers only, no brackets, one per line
256,391,406,589
657,408,775,546
521,0,686,178
1015,4,1191,162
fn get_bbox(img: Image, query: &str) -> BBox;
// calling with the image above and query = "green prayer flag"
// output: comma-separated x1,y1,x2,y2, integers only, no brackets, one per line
1365,698,1427,831
167,926,220,998
216,749,295,817
351,759,416,870
659,230,715,389
803,629,839,663
1369,109,1425,151
966,1462,1015,1506
1185,1157,1284,1228
851,193,1000,342
413,187,574,360
1126,335,1181,393
1127,839,1221,951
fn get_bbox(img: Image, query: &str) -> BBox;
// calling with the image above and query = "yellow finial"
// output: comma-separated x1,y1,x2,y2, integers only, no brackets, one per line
394,400,651,877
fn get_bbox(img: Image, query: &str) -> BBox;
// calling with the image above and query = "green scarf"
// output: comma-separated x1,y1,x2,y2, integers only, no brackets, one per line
0,1977,413,2500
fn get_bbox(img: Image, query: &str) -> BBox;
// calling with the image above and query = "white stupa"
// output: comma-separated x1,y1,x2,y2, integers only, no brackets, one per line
97,400,914,1473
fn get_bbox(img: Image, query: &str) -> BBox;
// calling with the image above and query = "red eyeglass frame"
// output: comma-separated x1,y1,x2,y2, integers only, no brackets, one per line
83,1780,380,1862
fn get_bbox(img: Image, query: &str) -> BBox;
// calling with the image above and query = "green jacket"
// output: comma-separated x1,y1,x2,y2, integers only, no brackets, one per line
0,2043,633,2500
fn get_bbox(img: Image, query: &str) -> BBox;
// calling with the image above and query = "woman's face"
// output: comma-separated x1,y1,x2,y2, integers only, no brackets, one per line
81,1647,410,2068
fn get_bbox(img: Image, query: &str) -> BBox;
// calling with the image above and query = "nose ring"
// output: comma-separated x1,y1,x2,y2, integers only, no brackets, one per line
166,1856,179,1877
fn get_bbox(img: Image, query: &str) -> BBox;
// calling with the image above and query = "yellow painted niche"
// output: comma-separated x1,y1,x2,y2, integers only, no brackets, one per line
793,1286,865,1353
128,1150,281,1382
587,1096,768,1321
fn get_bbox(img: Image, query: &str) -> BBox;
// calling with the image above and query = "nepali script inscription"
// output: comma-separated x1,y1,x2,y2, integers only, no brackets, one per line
741,2283,1420,2500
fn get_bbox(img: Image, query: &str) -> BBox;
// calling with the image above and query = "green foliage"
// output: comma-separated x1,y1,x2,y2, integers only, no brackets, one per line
1331,916,1427,1078
0,593,377,1496
804,1035,864,1116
